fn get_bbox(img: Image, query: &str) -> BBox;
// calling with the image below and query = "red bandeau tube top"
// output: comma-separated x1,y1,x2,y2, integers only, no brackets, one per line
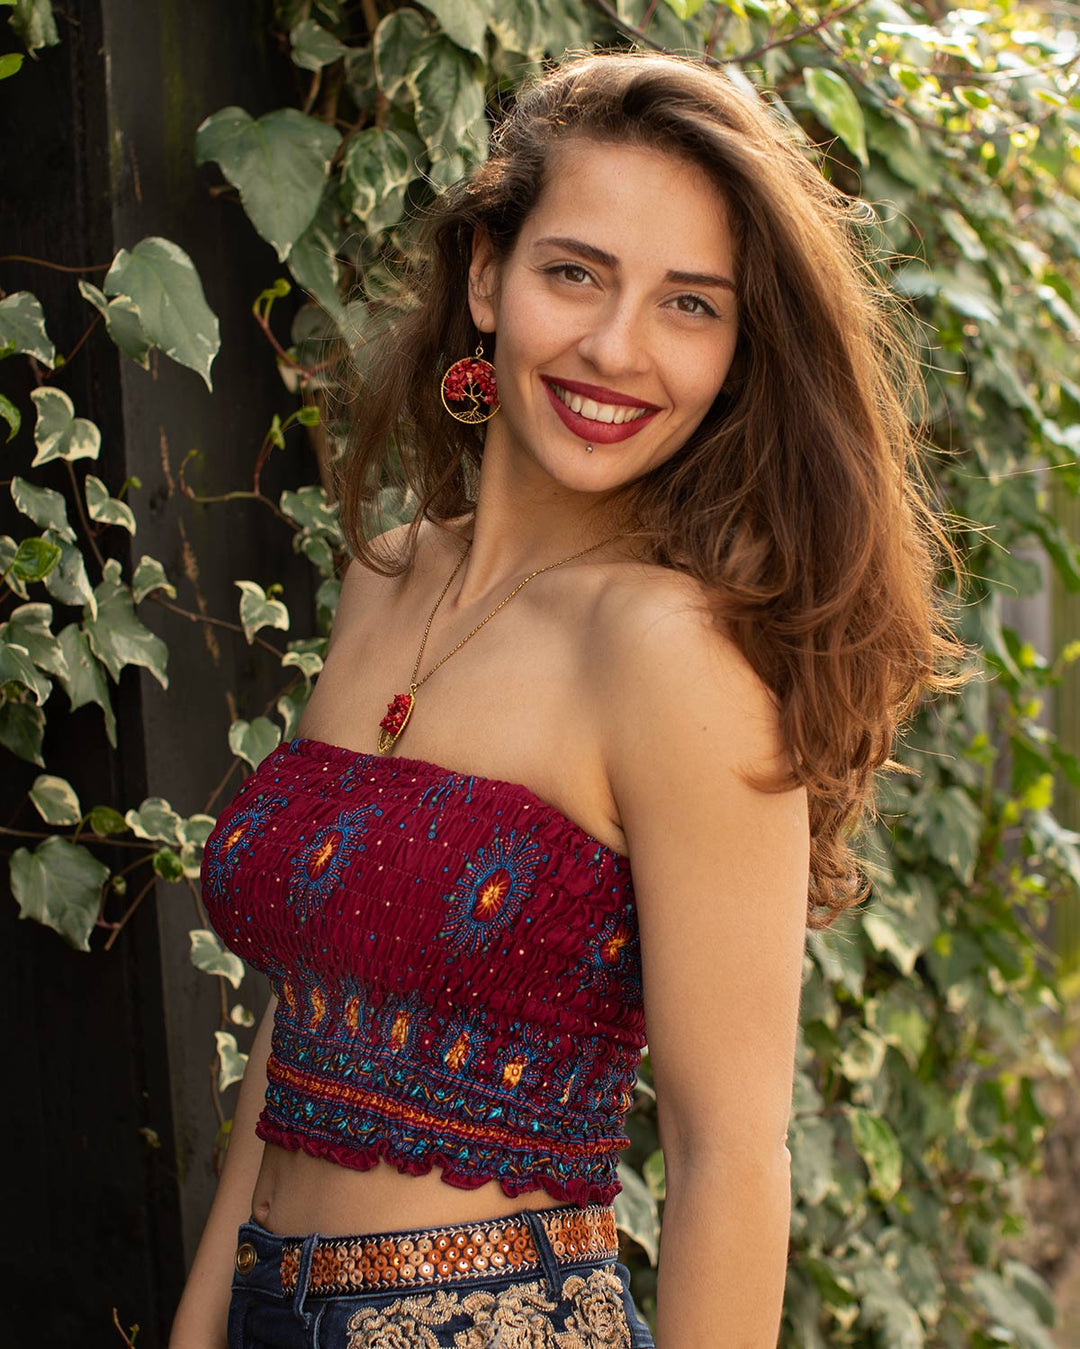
201,735,646,1207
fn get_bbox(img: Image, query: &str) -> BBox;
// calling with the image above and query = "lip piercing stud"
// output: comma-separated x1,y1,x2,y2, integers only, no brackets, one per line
585,444,594,453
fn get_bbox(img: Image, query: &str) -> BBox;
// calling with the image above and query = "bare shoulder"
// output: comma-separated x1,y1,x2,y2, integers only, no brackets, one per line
591,563,784,778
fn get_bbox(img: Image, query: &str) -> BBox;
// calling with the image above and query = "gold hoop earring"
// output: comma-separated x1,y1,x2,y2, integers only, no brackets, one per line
440,342,500,424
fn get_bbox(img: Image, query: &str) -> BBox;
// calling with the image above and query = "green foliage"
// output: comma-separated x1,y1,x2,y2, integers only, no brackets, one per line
3,2,1079,1344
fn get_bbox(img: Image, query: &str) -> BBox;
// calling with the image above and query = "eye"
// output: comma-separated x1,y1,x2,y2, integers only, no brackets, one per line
671,293,719,318
545,262,592,285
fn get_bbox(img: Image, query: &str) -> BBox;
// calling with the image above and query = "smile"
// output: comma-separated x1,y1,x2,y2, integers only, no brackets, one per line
542,378,661,444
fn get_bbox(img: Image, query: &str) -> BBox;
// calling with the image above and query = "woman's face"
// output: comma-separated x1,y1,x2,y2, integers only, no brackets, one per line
468,136,739,495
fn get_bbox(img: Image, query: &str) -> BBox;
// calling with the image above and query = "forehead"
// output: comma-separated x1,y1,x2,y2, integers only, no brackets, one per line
514,136,734,271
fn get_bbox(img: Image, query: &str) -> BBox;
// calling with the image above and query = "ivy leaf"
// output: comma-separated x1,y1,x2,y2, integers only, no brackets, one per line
971,1269,1056,1348
660,0,708,18
2,602,69,682
152,847,184,882
4,535,61,586
7,0,59,51
919,786,982,884
0,291,55,366
0,636,44,700
10,834,110,951
282,637,325,682
10,474,77,541
77,280,153,369
29,773,82,826
804,68,868,166
613,1161,660,1266
87,805,127,838
195,107,341,263
235,579,290,644
55,624,117,745
416,0,488,58
852,1253,924,1347
228,715,282,770
125,797,183,847
374,7,428,101
103,238,221,390
84,474,137,535
214,1030,249,1092
131,554,177,604
288,187,345,320
83,558,169,689
848,1107,903,1201
290,18,348,72
0,50,23,79
0,392,20,440
865,983,929,1069
341,127,415,235
190,928,246,989
788,1114,835,1205
42,533,96,614
411,35,488,165
28,388,101,465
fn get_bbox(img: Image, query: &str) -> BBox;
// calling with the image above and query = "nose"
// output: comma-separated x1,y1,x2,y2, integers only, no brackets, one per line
574,295,652,379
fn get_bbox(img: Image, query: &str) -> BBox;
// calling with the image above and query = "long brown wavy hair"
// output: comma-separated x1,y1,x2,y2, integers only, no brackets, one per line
331,50,964,930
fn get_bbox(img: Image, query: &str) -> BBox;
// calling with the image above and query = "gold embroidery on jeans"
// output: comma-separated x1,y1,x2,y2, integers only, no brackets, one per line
343,1267,633,1349
346,1288,459,1348
453,1279,560,1347
555,1268,632,1349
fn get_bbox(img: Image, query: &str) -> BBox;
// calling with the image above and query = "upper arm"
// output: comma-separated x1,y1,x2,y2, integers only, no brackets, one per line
598,579,809,1168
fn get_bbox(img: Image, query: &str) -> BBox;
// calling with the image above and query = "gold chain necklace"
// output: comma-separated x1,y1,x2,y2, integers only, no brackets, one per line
376,533,624,754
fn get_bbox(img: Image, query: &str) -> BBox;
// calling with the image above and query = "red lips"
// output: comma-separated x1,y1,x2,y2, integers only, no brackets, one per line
542,376,660,410
540,377,661,445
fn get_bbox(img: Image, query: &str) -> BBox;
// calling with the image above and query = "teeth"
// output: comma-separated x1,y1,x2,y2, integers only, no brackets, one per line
549,383,650,424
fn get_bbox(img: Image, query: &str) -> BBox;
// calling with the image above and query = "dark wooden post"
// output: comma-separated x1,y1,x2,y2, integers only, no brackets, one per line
1,3,306,1343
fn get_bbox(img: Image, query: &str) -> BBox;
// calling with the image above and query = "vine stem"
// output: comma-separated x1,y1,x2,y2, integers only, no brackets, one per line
111,1308,137,1347
149,593,294,660
0,253,111,273
65,454,108,573
102,873,158,951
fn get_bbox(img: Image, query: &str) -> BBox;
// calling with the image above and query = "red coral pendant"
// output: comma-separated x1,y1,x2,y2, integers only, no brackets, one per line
377,690,415,753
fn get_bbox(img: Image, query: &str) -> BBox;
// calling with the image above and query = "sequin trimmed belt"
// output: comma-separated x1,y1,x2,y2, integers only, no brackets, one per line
236,1204,620,1297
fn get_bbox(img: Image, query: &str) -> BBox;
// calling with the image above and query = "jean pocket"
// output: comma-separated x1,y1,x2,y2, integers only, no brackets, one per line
611,1261,656,1349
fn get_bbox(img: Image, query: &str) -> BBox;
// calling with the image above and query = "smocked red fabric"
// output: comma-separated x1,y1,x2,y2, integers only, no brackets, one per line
201,736,645,1207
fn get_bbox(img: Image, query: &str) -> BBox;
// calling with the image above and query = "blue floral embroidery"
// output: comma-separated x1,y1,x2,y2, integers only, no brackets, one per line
439,828,542,955
288,805,378,920
201,789,289,903
584,905,643,1001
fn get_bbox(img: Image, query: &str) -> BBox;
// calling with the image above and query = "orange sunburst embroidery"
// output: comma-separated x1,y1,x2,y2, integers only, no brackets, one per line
309,986,326,1030
600,925,631,964
307,831,341,879
224,820,251,850
390,1010,410,1050
444,1031,470,1071
471,870,510,921
501,1056,528,1088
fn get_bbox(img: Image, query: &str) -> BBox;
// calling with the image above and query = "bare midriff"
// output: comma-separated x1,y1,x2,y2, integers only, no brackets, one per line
250,1143,570,1238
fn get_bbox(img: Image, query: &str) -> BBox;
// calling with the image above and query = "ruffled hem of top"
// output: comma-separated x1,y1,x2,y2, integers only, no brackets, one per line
255,1119,620,1209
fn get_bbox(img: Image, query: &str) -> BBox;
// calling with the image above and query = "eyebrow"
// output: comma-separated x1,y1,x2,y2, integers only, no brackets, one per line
533,235,736,292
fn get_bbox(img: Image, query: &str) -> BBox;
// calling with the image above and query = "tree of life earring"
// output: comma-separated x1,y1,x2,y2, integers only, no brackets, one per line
440,341,500,424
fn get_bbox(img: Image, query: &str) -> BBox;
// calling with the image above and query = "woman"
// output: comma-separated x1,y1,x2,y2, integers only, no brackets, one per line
172,51,957,1349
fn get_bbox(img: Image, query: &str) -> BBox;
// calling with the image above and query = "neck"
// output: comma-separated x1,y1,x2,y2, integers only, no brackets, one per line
438,440,632,610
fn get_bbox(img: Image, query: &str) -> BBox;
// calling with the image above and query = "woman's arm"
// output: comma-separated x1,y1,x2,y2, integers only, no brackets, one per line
598,580,809,1348
169,995,276,1349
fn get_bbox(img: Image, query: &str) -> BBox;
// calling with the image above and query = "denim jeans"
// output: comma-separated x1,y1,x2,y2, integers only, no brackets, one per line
227,1203,655,1348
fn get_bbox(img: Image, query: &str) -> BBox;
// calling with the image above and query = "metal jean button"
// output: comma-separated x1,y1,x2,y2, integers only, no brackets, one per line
235,1241,257,1275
